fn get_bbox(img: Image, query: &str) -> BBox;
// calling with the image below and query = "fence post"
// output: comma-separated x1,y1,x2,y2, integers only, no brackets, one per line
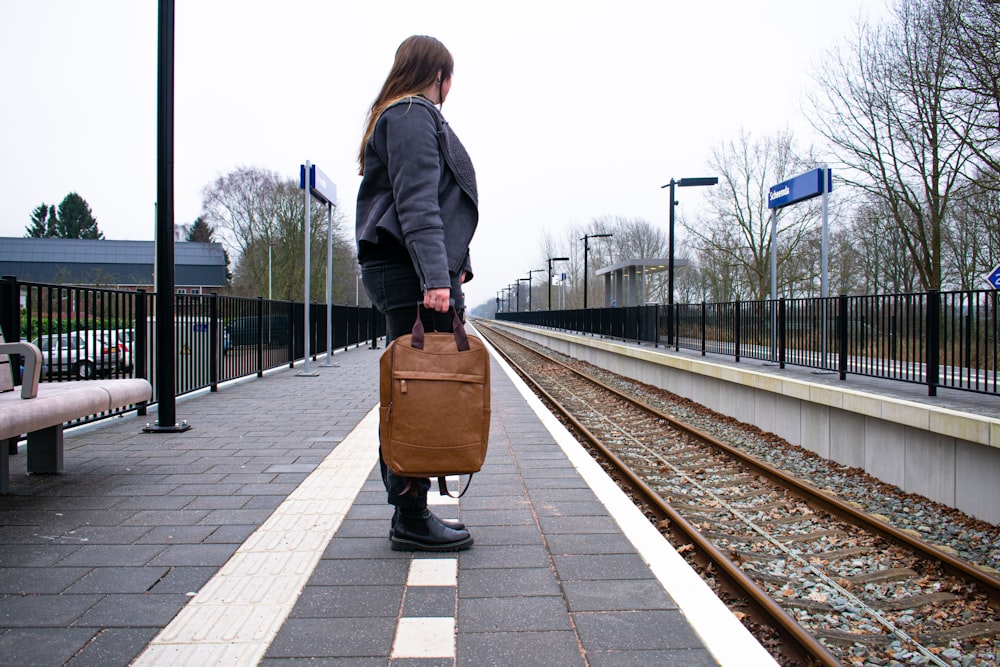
838,294,848,381
256,297,265,377
135,289,148,415
666,303,674,347
653,304,659,348
926,290,940,396
670,304,678,352
735,298,741,363
778,298,786,369
209,293,219,392
700,302,707,356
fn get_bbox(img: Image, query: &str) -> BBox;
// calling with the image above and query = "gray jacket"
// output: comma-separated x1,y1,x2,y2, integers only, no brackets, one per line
356,96,479,290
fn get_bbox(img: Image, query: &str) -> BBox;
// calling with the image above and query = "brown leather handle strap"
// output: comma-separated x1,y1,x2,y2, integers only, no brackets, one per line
410,303,469,352
411,304,426,349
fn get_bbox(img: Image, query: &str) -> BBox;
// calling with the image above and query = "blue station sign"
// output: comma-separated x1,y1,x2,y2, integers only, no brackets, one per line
299,163,337,206
985,263,1000,290
768,168,833,209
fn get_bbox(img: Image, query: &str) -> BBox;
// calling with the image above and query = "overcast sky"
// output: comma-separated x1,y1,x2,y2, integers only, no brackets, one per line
0,0,886,307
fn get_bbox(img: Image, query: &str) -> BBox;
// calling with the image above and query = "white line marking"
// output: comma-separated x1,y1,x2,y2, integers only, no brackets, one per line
407,558,457,587
391,617,455,658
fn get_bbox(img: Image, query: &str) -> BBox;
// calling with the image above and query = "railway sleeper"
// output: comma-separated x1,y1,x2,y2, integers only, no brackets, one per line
918,621,1000,644
703,528,842,545
842,567,920,586
811,628,896,648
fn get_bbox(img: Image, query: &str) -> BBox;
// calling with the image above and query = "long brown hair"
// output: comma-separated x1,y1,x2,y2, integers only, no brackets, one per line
358,35,454,175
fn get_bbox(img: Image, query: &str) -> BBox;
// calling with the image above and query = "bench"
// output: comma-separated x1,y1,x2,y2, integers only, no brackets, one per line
0,333,152,492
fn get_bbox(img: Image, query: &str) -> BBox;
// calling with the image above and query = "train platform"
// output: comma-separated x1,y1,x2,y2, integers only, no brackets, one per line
0,329,776,666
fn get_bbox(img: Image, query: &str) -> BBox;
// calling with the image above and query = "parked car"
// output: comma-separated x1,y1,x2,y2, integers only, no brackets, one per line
98,329,135,372
225,315,290,347
31,332,118,379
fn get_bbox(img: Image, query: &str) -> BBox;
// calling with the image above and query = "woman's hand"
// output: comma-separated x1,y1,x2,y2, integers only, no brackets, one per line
424,287,451,313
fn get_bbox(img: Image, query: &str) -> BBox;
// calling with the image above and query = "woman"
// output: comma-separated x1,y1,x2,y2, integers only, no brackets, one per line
356,35,479,552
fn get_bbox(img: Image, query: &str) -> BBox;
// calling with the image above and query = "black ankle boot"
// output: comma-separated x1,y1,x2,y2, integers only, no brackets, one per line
391,507,465,534
391,508,473,552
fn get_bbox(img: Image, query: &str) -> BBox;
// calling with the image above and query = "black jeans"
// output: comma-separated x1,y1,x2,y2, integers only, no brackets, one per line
361,259,465,509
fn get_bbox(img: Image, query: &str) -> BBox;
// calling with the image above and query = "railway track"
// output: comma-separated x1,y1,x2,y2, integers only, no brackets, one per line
474,320,1000,667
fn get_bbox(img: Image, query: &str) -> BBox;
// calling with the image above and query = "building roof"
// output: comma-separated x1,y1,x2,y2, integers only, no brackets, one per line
0,237,227,286
595,257,689,276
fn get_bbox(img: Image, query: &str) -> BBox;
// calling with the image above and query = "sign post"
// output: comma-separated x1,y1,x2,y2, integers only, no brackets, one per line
767,167,833,361
298,162,337,375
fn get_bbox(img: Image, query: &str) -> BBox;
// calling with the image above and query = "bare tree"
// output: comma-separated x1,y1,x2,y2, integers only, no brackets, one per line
201,167,352,300
809,0,988,291
686,129,821,301
944,0,1000,179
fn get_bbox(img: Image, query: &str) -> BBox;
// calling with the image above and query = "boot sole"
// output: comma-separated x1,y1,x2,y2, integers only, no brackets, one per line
390,535,474,552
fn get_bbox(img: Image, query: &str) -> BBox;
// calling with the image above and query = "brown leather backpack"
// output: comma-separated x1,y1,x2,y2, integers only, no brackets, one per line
379,308,490,484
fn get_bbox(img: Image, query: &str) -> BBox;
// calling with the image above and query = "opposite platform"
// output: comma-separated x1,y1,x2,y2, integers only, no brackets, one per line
0,335,775,666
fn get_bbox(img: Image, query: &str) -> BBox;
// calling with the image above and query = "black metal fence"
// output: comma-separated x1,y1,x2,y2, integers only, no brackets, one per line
0,276,386,420
496,289,999,397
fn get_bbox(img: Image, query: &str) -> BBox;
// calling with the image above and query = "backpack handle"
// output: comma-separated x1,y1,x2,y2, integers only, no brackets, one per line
410,303,469,352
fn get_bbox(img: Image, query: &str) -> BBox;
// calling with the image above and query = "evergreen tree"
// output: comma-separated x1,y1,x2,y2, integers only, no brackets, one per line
185,216,215,242
25,203,58,237
55,193,103,239
186,216,232,283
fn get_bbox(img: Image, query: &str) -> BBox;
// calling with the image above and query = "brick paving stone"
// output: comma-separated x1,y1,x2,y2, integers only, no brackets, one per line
400,586,457,617
0,594,102,627
562,579,678,612
552,553,658,581
457,630,585,666
0,628,97,666
202,524,257,543
266,617,395,659
64,567,169,594
134,525,219,544
309,558,408,587
458,596,574,632
459,545,551,570
290,585,402,619
57,545,165,568
147,543,239,567
459,568,560,598
73,593,190,627
535,514,622,534
573,610,706,651
587,648,720,667
0,567,88,595
64,628,160,667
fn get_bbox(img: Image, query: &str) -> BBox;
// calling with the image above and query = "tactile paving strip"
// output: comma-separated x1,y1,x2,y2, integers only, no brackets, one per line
131,407,380,666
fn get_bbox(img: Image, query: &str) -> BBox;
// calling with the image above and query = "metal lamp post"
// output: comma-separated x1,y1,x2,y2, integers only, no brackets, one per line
580,233,612,309
526,269,544,311
547,256,569,310
660,177,717,343
517,278,530,312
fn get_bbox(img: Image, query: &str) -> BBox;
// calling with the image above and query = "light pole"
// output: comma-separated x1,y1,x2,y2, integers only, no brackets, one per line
526,269,544,311
660,177,718,308
547,256,569,310
517,278,530,312
580,233,612,309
